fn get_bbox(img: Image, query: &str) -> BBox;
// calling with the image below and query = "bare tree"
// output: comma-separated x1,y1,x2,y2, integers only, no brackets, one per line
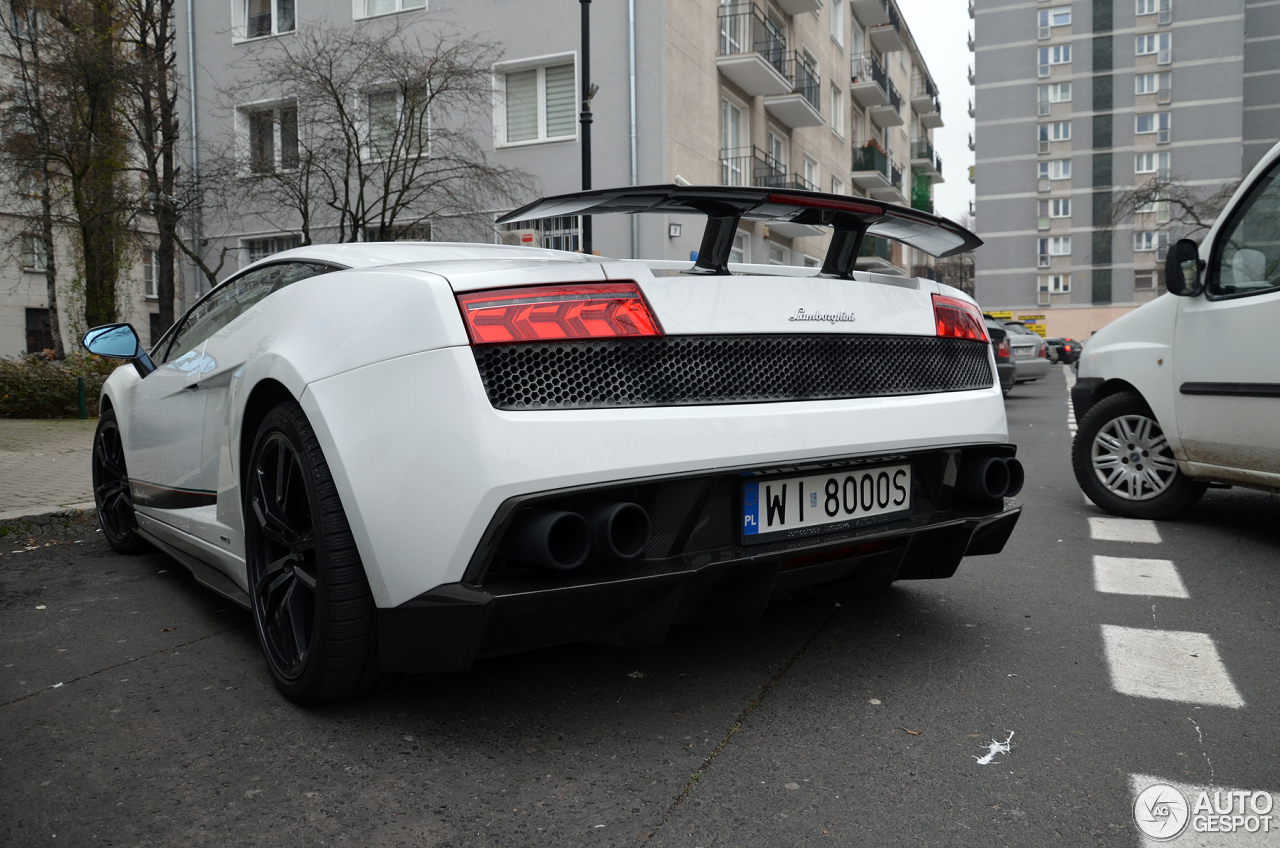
222,21,533,245
1103,176,1242,240
0,0,135,343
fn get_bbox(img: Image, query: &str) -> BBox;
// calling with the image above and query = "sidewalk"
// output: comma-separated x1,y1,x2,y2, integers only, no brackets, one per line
0,419,98,524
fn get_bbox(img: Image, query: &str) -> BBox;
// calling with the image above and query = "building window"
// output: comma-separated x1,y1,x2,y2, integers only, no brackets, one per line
1038,273,1070,293
767,130,787,173
501,215,580,252
245,235,301,264
1048,235,1071,255
1136,32,1171,63
143,248,159,299
831,176,845,195
1135,72,1171,96
830,0,843,47
497,60,576,146
1134,270,1158,289
244,103,299,174
1037,6,1070,31
1136,0,1171,22
20,233,47,271
367,88,430,158
1038,197,1071,226
1037,82,1071,104
721,98,746,185
730,231,748,265
803,156,818,190
830,86,845,137
25,308,53,353
1038,159,1071,180
1038,121,1070,149
1134,231,1168,252
1136,112,1171,143
245,0,294,38
768,243,788,265
360,0,425,18
1135,150,1171,175
1037,44,1070,77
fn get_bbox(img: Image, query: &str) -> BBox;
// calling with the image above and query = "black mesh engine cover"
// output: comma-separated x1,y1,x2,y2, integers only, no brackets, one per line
472,334,994,410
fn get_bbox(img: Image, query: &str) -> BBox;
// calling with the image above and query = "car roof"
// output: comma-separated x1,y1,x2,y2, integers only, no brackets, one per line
241,241,593,274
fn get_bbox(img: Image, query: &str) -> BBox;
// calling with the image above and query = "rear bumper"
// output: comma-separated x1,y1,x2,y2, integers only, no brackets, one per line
376,438,1024,673
997,362,1017,392
1014,358,1051,381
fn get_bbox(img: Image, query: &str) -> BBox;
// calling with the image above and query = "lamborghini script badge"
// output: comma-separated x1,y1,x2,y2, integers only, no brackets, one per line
789,308,856,324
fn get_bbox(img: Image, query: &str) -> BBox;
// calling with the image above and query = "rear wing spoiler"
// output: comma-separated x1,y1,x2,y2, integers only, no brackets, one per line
496,184,981,278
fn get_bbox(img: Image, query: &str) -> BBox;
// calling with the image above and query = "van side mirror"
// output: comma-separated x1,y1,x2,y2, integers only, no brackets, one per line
82,323,156,377
1165,238,1204,297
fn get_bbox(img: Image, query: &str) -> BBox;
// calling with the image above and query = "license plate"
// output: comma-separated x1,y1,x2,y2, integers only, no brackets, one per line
741,464,912,545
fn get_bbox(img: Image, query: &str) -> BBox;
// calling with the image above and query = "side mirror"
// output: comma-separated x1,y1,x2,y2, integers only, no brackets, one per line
82,323,156,377
1165,238,1205,297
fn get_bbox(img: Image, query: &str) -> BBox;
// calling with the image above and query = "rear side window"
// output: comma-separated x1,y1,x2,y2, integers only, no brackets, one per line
1209,163,1280,298
159,262,332,363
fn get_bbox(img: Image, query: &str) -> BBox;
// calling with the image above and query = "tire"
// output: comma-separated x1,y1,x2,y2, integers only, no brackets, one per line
1072,391,1206,519
91,408,150,554
244,400,391,704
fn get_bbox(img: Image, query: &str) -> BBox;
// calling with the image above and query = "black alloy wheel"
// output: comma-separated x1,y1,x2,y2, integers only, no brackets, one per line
92,409,149,554
245,401,390,704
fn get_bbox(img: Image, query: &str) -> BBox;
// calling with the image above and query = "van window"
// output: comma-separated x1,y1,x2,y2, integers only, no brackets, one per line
1209,164,1280,298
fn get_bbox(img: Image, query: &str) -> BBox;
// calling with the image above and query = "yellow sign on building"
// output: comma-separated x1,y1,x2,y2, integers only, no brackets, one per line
1018,314,1047,337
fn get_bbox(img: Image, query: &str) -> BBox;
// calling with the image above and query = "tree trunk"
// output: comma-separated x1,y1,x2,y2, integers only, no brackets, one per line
40,174,65,358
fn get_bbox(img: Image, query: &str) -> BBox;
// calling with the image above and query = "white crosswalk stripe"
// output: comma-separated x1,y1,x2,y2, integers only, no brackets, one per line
1094,555,1189,598
1089,516,1163,543
1102,625,1244,708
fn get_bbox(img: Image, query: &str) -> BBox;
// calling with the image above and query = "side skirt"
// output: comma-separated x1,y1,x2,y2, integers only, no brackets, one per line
135,522,251,609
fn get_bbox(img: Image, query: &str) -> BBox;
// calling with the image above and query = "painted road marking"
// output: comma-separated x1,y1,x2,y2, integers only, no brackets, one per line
1130,774,1280,847
1102,625,1244,708
1094,555,1189,598
1090,516,1163,543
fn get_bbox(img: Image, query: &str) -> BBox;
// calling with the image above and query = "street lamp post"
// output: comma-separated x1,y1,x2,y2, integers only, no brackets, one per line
580,0,592,255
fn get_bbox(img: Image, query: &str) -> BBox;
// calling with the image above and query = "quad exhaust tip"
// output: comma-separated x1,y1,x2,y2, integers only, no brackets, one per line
503,502,651,569
956,456,1023,502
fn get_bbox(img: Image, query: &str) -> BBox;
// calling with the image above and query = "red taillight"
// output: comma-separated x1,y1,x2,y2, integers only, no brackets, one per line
456,282,662,345
996,338,1011,360
1063,344,1072,352
931,294,988,342
1037,342,1048,358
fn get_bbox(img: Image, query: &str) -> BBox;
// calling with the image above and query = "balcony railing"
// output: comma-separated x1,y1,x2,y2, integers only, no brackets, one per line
935,154,943,179
852,143,890,179
852,52,887,91
885,78,902,113
718,2,787,78
911,138,934,162
889,161,903,192
913,77,936,100
785,51,821,111
720,145,782,188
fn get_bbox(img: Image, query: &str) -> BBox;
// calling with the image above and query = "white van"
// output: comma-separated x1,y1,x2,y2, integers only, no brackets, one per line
1071,144,1280,519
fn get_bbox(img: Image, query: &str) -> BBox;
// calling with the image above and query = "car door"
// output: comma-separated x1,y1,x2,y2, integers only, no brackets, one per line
181,261,338,552
1173,159,1280,474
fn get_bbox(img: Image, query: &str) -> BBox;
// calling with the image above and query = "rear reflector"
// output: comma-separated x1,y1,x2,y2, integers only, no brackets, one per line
783,540,895,571
457,282,662,345
931,294,988,342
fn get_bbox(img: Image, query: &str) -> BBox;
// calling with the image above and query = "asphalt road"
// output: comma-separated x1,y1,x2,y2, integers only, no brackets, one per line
2,366,1277,847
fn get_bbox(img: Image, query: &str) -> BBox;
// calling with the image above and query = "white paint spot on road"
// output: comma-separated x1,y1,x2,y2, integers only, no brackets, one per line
1094,555,1189,598
974,731,1014,765
1102,626,1244,708
1090,516,1163,544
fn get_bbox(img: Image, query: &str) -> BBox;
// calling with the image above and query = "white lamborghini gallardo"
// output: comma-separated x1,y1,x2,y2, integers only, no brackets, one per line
84,186,1023,703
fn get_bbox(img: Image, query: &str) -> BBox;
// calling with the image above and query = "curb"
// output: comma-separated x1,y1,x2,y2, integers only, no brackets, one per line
0,501,98,534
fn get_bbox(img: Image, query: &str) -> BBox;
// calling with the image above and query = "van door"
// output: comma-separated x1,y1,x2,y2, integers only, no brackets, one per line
1173,161,1280,474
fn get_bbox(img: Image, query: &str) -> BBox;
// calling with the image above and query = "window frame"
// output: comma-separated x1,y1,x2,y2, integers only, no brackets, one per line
1038,273,1070,293
238,0,295,41
829,0,844,48
1038,158,1071,180
494,54,579,148
143,248,159,299
20,232,48,272
830,85,845,138
1205,160,1280,300
364,86,431,161
354,0,426,20
240,101,299,175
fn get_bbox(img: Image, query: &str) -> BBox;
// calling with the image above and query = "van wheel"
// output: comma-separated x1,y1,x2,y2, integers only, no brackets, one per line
1072,391,1206,519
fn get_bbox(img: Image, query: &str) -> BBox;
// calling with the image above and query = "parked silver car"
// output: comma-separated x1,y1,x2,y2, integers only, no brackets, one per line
1003,322,1051,383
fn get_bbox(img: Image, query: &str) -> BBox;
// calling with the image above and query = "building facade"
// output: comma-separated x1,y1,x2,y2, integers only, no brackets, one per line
971,0,1280,339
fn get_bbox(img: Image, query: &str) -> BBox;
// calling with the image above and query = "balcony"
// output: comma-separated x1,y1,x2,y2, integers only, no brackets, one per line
910,77,936,113
968,0,974,18
934,154,944,183
716,3,791,97
967,64,975,85
910,138,933,165
870,161,905,203
850,0,890,28
764,52,823,128
857,234,897,274
869,77,902,126
773,0,821,13
868,2,904,53
967,30,975,51
851,144,892,191
968,165,976,185
720,145,782,188
967,132,975,151
919,95,943,129
967,98,975,118
850,53,890,108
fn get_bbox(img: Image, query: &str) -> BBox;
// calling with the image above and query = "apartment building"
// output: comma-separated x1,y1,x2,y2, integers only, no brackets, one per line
971,0,1280,339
